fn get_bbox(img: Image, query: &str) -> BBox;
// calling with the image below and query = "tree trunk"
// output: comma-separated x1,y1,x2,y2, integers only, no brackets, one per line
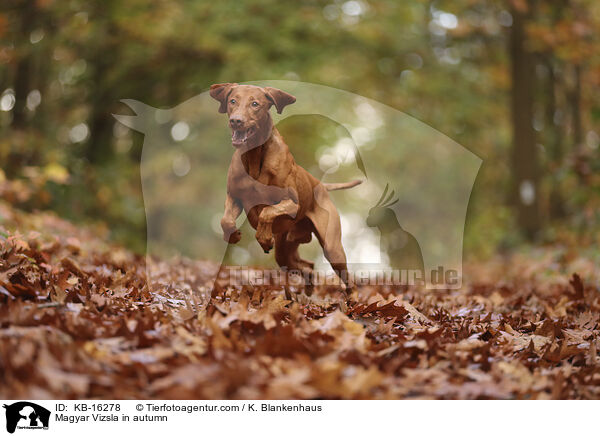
84,2,117,164
570,64,582,149
509,5,540,240
545,59,565,219
12,0,35,130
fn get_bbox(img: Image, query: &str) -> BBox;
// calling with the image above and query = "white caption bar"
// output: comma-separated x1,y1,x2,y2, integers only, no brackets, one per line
0,400,593,435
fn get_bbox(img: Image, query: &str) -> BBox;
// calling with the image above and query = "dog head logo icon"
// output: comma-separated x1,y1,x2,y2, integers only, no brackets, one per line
3,402,50,434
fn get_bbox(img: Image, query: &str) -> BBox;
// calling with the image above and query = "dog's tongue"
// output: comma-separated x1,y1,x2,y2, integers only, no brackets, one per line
232,129,245,143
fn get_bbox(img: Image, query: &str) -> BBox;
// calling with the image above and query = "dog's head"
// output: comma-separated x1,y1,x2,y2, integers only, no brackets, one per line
210,83,296,149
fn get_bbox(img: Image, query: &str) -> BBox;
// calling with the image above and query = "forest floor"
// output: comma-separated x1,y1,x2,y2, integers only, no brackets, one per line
1,199,599,399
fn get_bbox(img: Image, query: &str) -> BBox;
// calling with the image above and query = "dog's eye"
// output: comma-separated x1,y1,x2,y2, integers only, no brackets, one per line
251,101,259,107
229,99,236,104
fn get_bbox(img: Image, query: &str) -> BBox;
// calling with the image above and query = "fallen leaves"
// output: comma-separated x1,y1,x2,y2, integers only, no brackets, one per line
0,201,599,399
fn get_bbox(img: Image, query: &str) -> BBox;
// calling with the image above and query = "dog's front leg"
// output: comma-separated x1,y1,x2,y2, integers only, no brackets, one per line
256,199,299,253
221,193,243,244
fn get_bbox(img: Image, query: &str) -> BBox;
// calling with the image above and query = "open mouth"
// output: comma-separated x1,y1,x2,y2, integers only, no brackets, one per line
231,127,256,146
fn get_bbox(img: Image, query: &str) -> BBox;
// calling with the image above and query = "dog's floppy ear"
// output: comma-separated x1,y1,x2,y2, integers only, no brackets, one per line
263,87,296,114
210,83,238,113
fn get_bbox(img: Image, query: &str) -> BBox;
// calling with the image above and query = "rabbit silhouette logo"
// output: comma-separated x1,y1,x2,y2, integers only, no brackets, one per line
2,402,50,434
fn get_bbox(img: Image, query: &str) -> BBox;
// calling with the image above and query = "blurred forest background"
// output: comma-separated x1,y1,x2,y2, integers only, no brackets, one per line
0,0,599,260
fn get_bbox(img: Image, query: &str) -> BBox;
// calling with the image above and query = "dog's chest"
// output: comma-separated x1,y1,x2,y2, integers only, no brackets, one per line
230,168,265,197
229,160,289,208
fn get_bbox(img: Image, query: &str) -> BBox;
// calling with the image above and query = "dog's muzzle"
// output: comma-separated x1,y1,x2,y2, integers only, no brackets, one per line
231,126,256,146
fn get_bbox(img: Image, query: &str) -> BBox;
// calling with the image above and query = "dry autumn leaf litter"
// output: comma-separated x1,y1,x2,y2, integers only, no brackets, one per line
0,201,599,399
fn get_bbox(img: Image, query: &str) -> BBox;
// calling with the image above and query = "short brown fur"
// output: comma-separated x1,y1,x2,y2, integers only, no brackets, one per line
210,83,361,292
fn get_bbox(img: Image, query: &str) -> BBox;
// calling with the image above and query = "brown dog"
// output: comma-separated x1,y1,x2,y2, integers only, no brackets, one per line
210,83,361,293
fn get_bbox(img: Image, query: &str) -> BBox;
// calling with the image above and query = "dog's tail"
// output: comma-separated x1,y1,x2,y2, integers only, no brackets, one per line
323,180,363,191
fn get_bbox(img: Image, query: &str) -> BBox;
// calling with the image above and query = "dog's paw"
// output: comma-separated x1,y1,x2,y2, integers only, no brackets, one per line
257,235,275,253
224,229,241,244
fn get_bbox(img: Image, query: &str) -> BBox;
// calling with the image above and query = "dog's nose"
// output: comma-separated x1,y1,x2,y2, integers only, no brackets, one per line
229,117,244,128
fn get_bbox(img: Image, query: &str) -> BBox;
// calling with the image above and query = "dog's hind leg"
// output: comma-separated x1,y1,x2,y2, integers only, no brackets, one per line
306,185,351,293
275,233,315,297
286,219,315,271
